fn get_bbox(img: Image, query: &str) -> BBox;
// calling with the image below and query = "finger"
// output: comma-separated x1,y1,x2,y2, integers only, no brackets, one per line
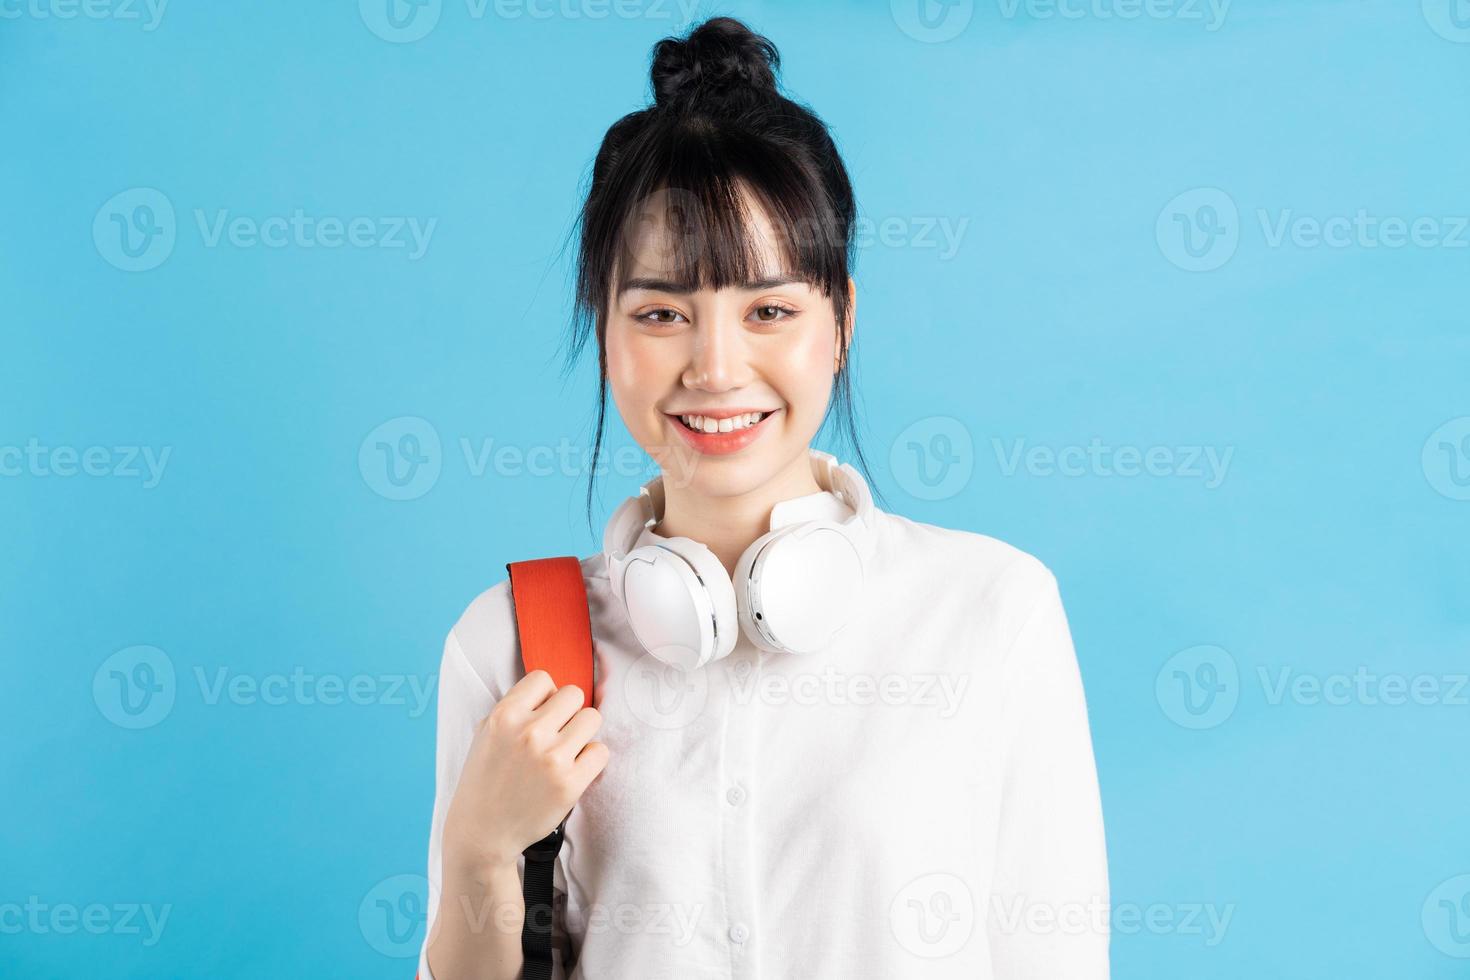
570,740,610,785
528,683,589,734
500,669,559,714
552,707,603,760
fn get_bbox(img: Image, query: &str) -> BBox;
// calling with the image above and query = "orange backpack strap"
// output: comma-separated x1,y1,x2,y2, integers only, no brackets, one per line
503,555,595,980
505,556,596,705
417,558,594,980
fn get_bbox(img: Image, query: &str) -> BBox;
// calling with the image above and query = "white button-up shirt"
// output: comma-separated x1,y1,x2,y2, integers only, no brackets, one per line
418,492,1109,979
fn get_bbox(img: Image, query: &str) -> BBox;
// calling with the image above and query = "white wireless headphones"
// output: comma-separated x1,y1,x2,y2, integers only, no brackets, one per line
603,449,877,671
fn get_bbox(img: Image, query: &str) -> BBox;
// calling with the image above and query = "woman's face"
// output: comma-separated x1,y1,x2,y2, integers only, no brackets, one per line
605,187,852,499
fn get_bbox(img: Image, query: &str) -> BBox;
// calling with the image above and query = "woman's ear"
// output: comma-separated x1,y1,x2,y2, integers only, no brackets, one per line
835,277,856,374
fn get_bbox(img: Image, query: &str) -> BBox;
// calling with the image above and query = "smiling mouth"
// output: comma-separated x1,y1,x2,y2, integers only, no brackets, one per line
671,411,774,434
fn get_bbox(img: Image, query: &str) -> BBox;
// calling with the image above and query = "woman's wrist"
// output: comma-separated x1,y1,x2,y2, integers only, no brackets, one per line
446,845,523,889
430,858,527,980
438,857,524,934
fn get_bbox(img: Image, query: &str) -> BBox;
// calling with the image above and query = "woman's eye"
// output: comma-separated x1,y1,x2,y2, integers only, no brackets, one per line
751,304,797,322
636,308,685,325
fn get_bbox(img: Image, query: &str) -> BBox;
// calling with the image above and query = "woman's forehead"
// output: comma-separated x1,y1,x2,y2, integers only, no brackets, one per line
620,191,782,261
612,190,814,292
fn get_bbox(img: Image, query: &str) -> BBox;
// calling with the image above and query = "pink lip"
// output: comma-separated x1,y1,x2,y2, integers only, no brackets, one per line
666,409,779,456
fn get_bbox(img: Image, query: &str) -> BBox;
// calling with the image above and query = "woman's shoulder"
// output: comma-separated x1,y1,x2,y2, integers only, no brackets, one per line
873,509,1063,621
443,554,607,701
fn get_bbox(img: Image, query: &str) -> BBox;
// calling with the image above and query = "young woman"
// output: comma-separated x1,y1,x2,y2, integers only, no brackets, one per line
419,17,1108,980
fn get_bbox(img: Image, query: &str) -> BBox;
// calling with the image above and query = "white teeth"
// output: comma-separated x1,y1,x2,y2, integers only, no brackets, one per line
679,412,767,433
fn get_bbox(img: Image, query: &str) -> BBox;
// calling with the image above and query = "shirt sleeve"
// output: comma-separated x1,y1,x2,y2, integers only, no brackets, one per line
418,628,494,980
986,567,1110,979
417,622,575,980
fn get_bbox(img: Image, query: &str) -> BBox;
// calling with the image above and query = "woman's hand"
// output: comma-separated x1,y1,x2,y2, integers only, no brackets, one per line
442,669,609,880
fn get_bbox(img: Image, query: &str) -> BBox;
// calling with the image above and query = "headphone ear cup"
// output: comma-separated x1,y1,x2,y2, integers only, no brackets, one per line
732,526,789,654
618,537,738,671
735,522,865,655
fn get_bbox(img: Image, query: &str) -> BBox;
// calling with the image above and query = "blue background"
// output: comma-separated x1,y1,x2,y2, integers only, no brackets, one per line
3,0,1468,976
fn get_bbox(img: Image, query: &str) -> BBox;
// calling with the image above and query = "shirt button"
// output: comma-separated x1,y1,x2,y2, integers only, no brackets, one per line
726,785,747,806
729,922,749,944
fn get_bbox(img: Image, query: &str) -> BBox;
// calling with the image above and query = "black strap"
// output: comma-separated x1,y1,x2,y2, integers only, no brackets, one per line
520,816,566,980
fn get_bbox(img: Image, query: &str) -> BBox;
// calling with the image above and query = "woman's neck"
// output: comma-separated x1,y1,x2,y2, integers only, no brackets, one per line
653,452,825,577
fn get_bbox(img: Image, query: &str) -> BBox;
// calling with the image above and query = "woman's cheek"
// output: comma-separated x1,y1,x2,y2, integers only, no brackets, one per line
607,329,669,442
779,323,837,430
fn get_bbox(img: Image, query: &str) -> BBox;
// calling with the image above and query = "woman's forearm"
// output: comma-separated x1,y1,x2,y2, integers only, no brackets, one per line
426,858,526,980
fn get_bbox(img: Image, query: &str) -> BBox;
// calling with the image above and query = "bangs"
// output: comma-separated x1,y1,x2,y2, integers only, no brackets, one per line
584,114,851,316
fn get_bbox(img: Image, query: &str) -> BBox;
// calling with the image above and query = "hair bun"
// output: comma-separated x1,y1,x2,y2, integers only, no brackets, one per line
651,17,781,111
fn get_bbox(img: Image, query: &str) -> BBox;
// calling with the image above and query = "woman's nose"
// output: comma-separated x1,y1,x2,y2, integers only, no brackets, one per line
683,315,749,391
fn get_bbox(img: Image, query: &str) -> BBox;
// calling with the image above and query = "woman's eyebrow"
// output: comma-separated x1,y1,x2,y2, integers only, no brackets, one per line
618,274,804,296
